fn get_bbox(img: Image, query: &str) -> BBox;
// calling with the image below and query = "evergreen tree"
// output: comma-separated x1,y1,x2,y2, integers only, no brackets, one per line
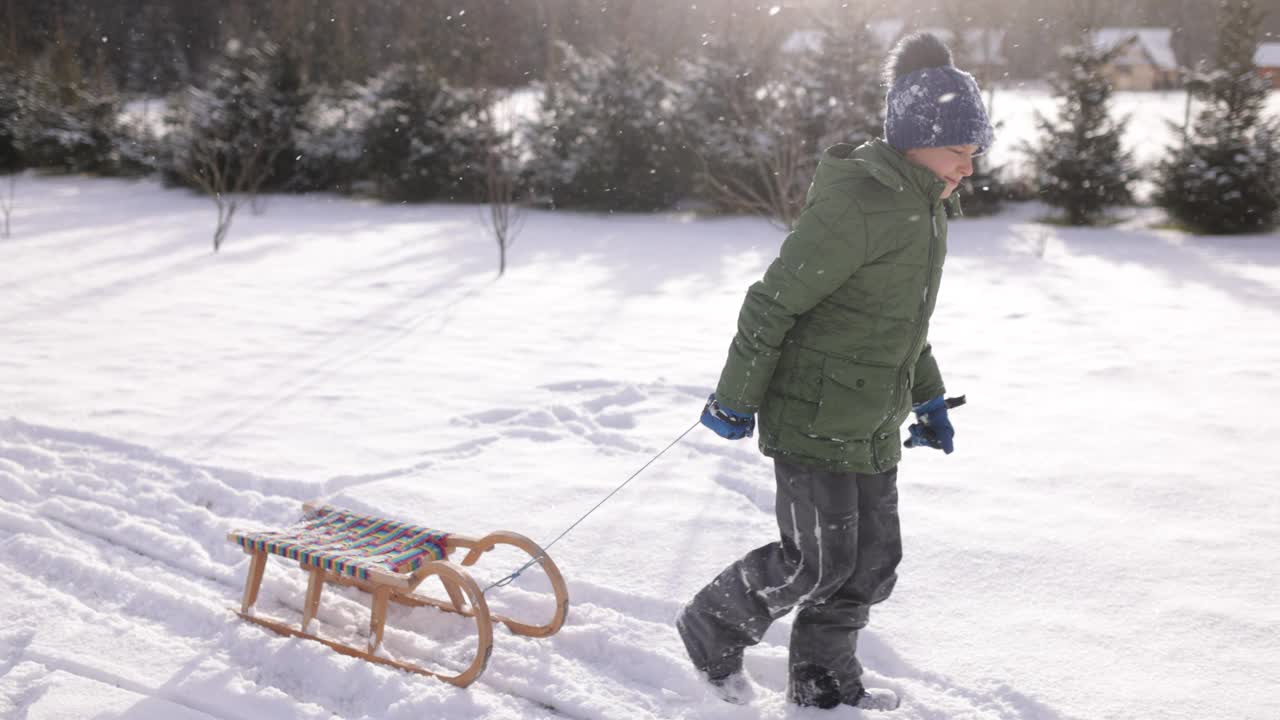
674,20,883,225
360,63,494,203
1155,0,1279,234
1,47,153,179
5,61,126,176
1024,35,1135,225
287,81,367,195
788,15,884,150
954,153,1007,217
0,64,22,240
674,38,777,214
0,64,24,173
164,37,307,193
524,43,692,212
164,37,308,249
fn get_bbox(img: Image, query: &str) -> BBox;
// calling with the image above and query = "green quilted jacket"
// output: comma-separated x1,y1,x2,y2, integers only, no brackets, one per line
714,138,958,473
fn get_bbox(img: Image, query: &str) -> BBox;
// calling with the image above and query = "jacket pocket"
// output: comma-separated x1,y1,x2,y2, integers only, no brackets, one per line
770,344,823,401
810,357,898,439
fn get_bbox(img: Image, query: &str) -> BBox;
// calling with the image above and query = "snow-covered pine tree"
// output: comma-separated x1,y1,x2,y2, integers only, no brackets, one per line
0,63,19,239
524,43,691,212
288,82,369,195
674,37,778,215
4,55,124,176
165,37,307,249
0,64,22,173
29,84,119,175
1024,33,1134,225
1155,0,1279,234
0,28,155,179
674,17,882,229
788,14,884,151
360,63,493,203
952,153,1006,217
164,37,306,194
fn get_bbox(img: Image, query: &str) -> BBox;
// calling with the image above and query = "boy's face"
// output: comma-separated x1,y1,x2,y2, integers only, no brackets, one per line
904,145,979,199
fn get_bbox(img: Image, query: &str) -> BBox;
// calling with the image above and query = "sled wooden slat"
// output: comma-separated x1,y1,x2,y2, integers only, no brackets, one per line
235,611,487,686
226,503,570,687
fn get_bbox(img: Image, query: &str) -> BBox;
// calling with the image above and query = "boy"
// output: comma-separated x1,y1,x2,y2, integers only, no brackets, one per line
677,33,995,711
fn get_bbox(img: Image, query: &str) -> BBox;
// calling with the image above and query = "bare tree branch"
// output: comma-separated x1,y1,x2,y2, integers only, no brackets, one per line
179,92,290,251
481,91,526,276
699,87,815,231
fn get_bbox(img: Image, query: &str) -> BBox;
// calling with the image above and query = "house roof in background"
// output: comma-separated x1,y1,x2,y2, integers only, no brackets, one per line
1257,42,1280,67
786,20,1005,65
1091,27,1178,70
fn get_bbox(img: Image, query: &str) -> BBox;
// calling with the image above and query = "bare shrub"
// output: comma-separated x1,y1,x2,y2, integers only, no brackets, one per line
480,92,525,276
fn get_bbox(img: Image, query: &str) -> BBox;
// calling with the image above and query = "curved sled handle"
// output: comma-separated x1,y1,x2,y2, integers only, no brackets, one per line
458,531,570,638
409,560,495,686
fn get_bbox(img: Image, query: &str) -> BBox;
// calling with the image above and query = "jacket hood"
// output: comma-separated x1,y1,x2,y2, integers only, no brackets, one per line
814,138,954,207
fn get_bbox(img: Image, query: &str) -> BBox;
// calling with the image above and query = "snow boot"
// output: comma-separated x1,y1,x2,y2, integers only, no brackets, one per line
845,686,901,712
676,606,753,704
790,663,901,711
788,662,842,709
706,669,756,705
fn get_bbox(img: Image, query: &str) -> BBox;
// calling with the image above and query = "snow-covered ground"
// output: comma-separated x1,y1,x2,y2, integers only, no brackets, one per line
2,175,1279,720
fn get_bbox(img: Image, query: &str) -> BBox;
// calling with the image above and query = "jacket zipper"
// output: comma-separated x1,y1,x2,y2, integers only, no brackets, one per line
874,200,940,472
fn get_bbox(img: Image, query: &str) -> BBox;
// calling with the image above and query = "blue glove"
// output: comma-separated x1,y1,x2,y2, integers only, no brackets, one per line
700,394,755,440
906,395,954,454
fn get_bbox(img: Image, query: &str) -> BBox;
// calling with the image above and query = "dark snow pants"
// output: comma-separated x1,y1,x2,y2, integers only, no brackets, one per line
678,458,901,697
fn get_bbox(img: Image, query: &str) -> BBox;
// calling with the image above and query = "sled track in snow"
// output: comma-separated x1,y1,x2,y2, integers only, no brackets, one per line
0,418,712,720
16,649,252,720
0,414,1069,720
181,280,489,457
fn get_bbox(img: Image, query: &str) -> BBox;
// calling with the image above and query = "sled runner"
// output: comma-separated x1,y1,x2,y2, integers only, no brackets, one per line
226,503,569,687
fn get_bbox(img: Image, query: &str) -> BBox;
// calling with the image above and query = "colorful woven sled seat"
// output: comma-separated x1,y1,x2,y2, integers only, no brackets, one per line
227,503,569,687
229,506,450,581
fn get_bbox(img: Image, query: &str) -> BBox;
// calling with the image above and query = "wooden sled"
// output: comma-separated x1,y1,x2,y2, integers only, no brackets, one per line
226,503,569,687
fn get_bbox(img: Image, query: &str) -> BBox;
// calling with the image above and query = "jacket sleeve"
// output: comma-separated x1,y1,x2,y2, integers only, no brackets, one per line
714,194,867,413
911,342,946,405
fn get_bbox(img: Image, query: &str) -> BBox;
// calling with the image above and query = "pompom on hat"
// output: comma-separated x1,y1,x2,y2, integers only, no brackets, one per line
883,32,995,156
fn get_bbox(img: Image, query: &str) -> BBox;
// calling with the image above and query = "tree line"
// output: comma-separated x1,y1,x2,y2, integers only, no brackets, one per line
3,0,1272,92
0,6,888,251
1028,0,1278,233
0,0,1277,248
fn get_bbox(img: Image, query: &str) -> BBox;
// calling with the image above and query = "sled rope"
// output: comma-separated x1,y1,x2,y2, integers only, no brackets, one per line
483,419,703,593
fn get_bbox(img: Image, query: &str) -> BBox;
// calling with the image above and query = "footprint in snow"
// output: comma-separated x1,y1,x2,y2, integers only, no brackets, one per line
582,385,645,413
459,380,698,456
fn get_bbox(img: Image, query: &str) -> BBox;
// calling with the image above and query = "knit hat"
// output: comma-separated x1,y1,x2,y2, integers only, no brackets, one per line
883,33,994,156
